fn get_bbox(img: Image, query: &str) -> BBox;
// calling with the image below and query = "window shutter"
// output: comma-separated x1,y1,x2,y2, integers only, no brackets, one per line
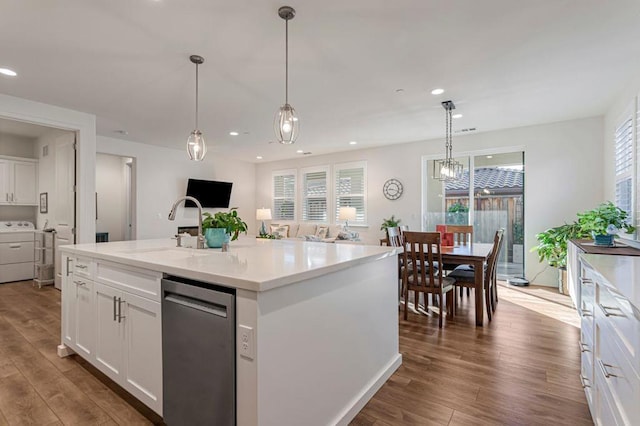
273,172,296,221
334,163,367,224
615,114,634,218
302,169,328,222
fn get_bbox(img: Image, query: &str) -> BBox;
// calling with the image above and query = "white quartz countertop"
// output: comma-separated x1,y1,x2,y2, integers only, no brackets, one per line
581,253,640,311
59,237,399,292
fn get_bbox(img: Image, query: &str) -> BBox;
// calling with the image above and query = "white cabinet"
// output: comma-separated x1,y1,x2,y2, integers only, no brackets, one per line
0,157,37,205
62,257,163,415
580,256,640,425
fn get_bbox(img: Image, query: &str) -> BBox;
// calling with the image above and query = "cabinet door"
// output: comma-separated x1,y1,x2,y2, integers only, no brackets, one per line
73,276,94,358
0,160,9,205
61,256,75,347
122,292,163,415
12,161,37,205
94,282,123,382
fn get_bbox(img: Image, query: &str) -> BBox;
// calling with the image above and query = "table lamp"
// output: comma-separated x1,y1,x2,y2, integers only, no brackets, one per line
338,207,357,231
256,208,272,236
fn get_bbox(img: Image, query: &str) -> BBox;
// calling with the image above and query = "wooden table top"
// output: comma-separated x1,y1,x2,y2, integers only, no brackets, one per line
440,243,493,260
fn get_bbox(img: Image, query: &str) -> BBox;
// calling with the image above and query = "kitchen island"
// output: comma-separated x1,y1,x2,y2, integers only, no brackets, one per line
58,237,401,425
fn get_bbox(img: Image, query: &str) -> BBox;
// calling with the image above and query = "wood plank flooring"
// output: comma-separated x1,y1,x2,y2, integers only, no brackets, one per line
0,281,591,425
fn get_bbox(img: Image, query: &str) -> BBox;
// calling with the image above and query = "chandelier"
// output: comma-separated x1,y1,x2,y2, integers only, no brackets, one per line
432,100,462,181
274,6,299,144
186,55,206,161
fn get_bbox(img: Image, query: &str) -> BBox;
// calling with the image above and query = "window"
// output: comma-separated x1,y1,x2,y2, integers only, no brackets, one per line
301,166,329,222
334,161,367,225
615,112,633,218
273,170,296,221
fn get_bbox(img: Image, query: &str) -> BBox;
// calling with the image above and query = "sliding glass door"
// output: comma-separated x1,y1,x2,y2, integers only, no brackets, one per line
422,151,524,278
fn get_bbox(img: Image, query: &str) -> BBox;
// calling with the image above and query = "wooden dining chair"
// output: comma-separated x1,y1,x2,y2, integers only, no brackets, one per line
447,229,504,321
489,231,505,312
402,231,456,328
443,225,474,296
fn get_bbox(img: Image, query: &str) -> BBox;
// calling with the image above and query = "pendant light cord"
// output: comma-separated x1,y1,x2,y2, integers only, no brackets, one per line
195,62,199,130
285,18,289,104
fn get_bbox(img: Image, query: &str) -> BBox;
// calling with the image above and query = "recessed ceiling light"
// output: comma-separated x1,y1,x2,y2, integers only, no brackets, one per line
395,89,404,93
229,131,239,136
431,88,444,95
296,149,304,154
349,141,357,145
486,155,493,159
0,68,17,77
452,113,463,119
256,156,263,160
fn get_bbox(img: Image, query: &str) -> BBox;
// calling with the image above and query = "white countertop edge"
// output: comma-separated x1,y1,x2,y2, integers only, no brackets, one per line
580,253,640,314
59,240,400,292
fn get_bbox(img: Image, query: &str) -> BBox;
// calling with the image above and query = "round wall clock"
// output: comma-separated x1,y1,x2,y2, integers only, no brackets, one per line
383,178,403,200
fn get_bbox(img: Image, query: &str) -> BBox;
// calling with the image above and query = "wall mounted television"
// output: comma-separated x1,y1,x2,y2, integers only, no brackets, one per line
185,179,233,208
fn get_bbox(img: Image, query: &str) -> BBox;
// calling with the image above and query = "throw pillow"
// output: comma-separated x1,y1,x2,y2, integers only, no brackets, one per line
315,225,329,239
304,235,321,242
270,224,289,238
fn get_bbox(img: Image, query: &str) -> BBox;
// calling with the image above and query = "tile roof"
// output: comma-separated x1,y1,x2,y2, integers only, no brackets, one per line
445,167,523,194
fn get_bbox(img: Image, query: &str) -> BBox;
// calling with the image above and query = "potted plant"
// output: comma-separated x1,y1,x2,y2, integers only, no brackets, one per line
531,222,587,293
202,208,248,248
380,215,401,231
577,201,635,246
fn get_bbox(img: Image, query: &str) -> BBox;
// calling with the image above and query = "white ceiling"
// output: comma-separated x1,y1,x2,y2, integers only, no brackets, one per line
1,0,639,162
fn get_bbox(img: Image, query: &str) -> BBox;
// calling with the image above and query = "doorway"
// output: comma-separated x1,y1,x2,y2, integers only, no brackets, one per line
422,149,525,278
95,153,135,242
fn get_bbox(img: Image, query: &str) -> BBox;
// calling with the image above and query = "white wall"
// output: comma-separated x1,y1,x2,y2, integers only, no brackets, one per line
255,117,604,286
0,132,37,158
96,153,128,242
97,136,256,240
36,129,75,230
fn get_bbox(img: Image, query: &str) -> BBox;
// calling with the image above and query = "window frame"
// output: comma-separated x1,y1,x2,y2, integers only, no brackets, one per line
333,161,368,227
272,169,297,222
300,165,330,223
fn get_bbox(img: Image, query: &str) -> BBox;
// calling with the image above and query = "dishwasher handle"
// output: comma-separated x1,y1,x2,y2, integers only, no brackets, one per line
164,292,228,318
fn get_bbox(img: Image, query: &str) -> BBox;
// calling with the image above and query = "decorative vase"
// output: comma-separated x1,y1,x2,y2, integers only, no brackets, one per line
205,228,230,248
593,233,614,247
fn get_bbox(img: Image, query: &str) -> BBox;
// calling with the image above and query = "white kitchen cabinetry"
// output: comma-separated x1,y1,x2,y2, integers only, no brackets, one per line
62,256,163,415
580,255,640,425
0,157,37,205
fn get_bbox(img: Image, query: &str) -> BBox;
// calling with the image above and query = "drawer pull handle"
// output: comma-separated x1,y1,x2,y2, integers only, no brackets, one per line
582,309,592,318
113,296,117,321
579,374,591,388
580,277,593,285
66,258,72,276
76,264,88,270
117,297,125,323
578,341,590,353
73,280,86,286
598,304,624,318
598,359,619,379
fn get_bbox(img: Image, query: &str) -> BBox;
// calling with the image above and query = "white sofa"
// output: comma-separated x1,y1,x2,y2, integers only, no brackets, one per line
269,223,358,243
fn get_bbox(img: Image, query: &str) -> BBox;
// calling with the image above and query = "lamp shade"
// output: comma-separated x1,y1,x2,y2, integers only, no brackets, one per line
256,208,272,220
338,206,356,221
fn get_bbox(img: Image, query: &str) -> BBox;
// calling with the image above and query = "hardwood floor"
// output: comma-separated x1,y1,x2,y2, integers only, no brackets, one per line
0,281,591,425
352,284,592,425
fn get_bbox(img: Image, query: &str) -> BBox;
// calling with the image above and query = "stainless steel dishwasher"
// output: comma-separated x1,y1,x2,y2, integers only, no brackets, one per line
162,276,235,425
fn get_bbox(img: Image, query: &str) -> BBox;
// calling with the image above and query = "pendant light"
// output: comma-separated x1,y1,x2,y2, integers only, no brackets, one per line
187,55,206,161
274,6,299,144
433,100,463,181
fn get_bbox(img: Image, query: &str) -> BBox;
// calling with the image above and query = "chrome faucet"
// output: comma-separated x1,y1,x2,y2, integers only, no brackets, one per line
168,196,206,249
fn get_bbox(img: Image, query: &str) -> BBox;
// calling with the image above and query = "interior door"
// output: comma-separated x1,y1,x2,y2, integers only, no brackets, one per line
54,134,76,289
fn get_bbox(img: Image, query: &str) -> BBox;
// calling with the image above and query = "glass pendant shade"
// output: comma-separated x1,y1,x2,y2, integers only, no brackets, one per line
187,130,206,161
432,100,461,181
274,103,299,144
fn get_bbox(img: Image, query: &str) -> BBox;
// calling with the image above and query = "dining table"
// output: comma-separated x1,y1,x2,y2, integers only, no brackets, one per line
441,243,494,326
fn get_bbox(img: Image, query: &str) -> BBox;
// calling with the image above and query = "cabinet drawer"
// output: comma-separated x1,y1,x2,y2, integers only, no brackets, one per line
73,257,94,279
0,263,34,283
96,261,161,302
596,284,640,378
0,241,34,264
595,319,640,425
0,232,34,243
580,348,594,408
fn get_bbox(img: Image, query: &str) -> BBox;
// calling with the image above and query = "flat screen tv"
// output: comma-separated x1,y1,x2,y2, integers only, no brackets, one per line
185,179,232,208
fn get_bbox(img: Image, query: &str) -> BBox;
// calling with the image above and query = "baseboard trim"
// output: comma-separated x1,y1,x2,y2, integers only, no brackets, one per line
333,353,403,425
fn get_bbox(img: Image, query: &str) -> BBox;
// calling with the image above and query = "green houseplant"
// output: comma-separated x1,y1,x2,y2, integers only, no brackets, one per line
380,215,401,231
577,201,635,245
202,208,248,248
532,223,586,269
